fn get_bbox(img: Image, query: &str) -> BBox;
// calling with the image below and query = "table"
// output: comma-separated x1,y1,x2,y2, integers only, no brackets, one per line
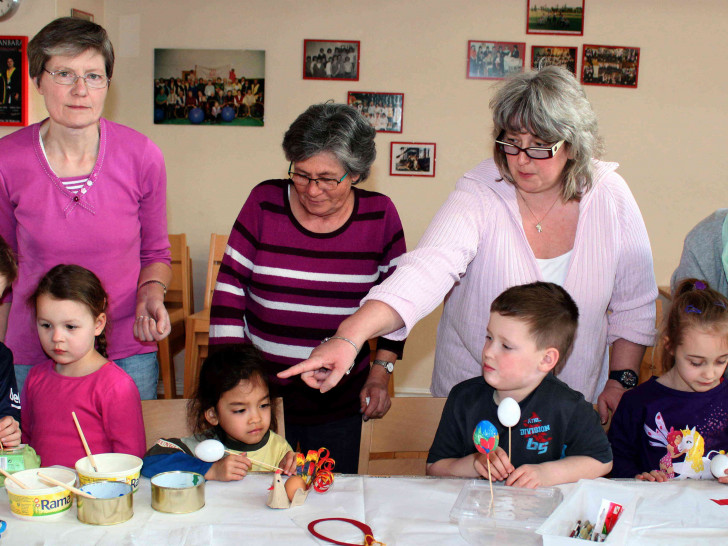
0,475,726,545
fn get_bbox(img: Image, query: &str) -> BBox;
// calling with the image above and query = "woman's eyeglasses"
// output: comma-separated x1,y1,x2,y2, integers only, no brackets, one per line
43,68,109,89
495,137,565,160
288,162,348,191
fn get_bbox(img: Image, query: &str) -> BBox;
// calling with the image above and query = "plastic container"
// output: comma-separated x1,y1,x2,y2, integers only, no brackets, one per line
151,471,205,513
536,479,641,545
450,481,563,545
75,453,142,492
77,481,134,525
4,467,77,520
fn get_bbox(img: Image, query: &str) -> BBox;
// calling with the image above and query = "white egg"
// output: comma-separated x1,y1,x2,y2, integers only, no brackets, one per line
195,439,226,462
497,397,521,427
710,453,728,479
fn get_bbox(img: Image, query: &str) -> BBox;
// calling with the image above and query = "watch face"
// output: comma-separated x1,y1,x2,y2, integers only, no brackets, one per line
612,370,637,388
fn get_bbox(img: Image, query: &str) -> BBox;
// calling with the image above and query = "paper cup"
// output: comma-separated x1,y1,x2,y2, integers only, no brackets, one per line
75,453,142,492
4,467,77,520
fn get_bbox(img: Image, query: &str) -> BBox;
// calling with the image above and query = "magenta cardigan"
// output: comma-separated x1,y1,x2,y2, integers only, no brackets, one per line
364,158,657,402
0,118,170,366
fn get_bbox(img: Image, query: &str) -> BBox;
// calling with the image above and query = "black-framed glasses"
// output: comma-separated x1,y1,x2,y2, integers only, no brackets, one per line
287,162,348,191
43,68,110,89
495,135,565,160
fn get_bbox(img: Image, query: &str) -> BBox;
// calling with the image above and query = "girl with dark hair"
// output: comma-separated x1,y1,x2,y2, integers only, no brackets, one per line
21,264,145,467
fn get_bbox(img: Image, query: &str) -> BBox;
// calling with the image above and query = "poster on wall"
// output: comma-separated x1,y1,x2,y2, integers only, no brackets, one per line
581,45,639,88
347,91,403,133
390,142,436,177
531,46,577,74
70,9,94,21
154,48,265,126
526,1,585,35
467,41,525,80
303,40,360,81
0,36,28,127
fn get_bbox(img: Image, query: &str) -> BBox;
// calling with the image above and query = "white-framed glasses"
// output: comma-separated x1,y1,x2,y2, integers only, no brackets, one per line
287,162,348,191
43,68,109,89
495,135,565,160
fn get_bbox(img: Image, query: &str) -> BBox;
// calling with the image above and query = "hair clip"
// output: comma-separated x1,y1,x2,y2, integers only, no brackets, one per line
694,281,706,290
715,301,727,309
685,305,702,314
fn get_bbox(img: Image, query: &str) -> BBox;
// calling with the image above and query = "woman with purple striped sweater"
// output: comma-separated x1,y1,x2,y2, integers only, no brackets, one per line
209,103,406,473
282,67,657,425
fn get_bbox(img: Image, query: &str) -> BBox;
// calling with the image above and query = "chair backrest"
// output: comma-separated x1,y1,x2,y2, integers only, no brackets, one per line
639,298,664,384
167,233,193,317
142,397,285,451
203,233,229,309
358,396,446,476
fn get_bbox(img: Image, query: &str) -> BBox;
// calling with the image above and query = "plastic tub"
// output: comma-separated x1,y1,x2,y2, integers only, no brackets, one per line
450,480,563,545
4,467,77,520
75,453,142,492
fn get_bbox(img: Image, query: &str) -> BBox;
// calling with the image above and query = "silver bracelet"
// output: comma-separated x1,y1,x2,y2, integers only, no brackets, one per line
138,279,167,296
321,336,360,375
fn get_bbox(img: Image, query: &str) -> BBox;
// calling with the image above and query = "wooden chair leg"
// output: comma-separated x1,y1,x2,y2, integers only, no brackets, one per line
157,337,177,399
183,319,198,399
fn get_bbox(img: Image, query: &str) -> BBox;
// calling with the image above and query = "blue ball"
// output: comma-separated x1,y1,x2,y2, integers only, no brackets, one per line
154,108,165,123
188,107,204,124
221,106,235,122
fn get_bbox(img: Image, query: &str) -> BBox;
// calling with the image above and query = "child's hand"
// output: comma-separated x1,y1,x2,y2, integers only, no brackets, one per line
278,451,297,475
505,464,548,488
718,469,728,485
0,416,20,448
473,447,514,481
635,470,670,482
204,453,251,482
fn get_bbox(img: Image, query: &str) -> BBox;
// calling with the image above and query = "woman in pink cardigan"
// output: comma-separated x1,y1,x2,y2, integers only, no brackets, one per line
282,66,657,423
0,18,171,399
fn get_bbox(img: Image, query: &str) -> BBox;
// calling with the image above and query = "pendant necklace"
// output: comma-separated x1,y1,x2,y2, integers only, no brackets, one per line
516,187,560,233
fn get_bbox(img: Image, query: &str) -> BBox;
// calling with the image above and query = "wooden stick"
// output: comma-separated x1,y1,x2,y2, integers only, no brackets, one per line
0,468,28,489
508,427,512,464
72,411,98,472
224,449,288,474
486,457,494,507
37,472,96,499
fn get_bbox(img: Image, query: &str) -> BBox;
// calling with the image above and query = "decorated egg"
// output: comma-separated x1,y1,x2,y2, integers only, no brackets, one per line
473,420,499,454
285,475,306,501
497,397,521,428
194,439,226,462
710,453,728,479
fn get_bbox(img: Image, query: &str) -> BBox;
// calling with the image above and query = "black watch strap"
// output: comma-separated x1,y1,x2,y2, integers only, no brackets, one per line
608,369,638,389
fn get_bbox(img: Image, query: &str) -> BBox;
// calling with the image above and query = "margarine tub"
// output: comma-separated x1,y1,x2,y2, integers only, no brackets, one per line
75,453,142,492
4,467,77,520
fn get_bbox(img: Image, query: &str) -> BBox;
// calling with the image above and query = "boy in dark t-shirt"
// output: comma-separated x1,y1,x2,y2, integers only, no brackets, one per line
427,282,612,487
0,236,21,444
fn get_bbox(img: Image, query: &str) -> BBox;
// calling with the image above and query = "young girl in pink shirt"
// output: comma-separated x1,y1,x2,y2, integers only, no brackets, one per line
21,265,145,467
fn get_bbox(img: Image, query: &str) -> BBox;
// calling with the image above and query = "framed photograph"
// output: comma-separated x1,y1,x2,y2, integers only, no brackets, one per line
0,36,28,127
303,40,359,81
70,9,94,21
526,1,585,36
531,46,578,74
154,48,265,126
467,40,525,80
390,142,436,177
347,91,403,133
581,45,640,88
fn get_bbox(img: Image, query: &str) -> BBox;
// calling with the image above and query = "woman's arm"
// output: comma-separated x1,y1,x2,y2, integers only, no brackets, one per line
133,262,172,342
359,348,398,420
597,338,645,423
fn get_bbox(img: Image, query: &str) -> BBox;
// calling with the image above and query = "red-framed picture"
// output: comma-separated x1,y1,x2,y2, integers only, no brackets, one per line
70,8,94,21
531,46,578,74
303,40,360,81
0,35,28,127
527,1,585,36
581,45,640,88
347,91,403,133
390,142,436,177
467,40,525,80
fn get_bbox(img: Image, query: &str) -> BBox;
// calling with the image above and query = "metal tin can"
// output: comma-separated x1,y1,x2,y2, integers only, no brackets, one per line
77,481,134,525
151,471,205,514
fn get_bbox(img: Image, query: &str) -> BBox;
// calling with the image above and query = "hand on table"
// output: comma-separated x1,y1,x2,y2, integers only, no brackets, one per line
0,416,20,448
204,453,251,482
636,470,671,482
504,463,550,488
473,447,514,481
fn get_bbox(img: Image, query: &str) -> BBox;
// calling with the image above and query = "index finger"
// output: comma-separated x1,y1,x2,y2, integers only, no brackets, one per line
277,359,322,379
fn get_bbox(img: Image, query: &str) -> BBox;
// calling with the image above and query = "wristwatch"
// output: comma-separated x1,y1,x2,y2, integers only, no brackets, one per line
372,359,394,374
608,369,638,389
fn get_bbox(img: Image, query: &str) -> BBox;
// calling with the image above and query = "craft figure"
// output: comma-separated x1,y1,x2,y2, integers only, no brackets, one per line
473,420,499,503
266,447,336,509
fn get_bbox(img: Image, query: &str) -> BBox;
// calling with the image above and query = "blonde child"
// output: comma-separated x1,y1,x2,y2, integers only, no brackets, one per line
21,264,145,466
609,278,728,483
427,282,613,487
0,236,21,447
142,345,296,481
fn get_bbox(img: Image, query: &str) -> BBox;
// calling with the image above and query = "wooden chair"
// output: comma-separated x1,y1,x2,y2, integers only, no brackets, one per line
183,234,229,398
358,396,446,476
639,299,664,384
157,234,193,399
141,398,285,451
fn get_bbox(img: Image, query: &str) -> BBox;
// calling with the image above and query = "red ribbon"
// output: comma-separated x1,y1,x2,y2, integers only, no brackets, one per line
307,518,384,546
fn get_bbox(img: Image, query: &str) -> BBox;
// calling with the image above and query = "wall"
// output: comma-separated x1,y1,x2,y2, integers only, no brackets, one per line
2,0,727,394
